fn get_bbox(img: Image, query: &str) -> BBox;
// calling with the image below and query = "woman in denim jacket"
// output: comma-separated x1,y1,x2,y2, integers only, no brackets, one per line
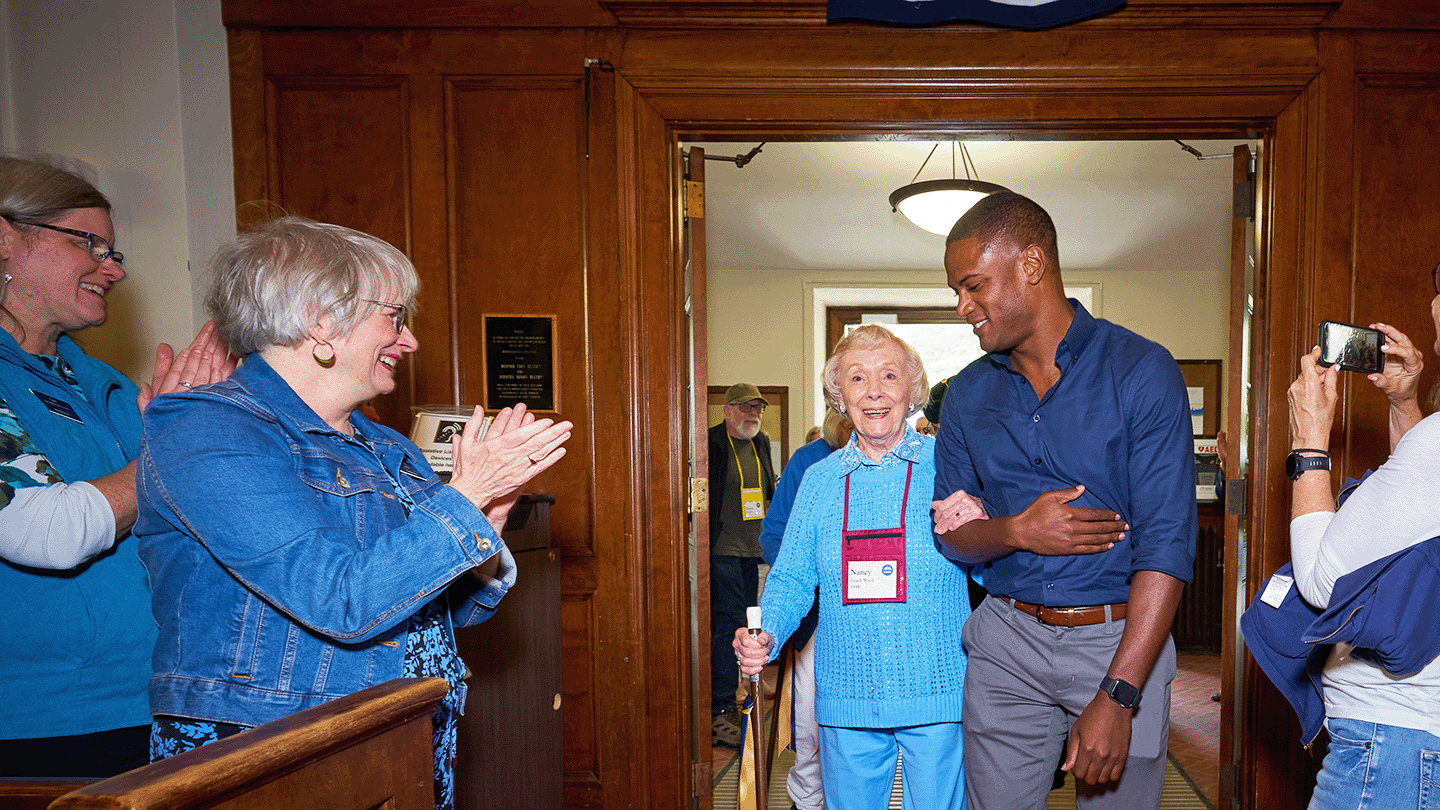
134,216,571,810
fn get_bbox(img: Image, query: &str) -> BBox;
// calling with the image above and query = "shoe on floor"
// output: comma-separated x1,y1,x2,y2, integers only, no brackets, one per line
712,709,742,748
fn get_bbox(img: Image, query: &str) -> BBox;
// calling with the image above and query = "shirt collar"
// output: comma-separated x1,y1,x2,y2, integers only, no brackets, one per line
835,423,925,474
987,298,1095,372
1055,299,1097,366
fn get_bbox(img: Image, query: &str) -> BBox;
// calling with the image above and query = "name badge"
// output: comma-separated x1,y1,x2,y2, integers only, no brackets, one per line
841,526,907,604
32,390,84,423
838,461,913,604
847,560,899,600
741,486,765,520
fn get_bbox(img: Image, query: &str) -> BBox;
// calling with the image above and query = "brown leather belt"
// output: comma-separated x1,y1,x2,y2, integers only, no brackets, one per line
1001,597,1127,627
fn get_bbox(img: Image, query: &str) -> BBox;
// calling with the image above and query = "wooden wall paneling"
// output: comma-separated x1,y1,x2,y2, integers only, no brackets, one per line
445,75,591,544
223,0,617,29
612,66,695,810
560,32,626,810
257,29,594,77
406,73,458,410
227,29,268,219
262,74,419,429
1348,75,1440,474
443,71,616,805
1237,76,1317,810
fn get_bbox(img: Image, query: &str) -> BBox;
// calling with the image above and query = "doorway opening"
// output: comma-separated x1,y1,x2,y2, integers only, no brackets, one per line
682,136,1259,810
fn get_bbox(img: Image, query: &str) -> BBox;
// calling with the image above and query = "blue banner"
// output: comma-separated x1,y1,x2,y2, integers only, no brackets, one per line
828,0,1126,29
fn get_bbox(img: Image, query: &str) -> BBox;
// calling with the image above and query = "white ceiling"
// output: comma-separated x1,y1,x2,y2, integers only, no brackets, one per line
686,139,1253,275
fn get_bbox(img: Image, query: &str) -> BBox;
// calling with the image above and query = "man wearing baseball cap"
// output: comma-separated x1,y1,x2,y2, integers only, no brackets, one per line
708,383,776,747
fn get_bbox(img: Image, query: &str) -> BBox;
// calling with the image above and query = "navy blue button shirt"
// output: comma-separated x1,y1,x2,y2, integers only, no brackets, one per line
934,301,1197,606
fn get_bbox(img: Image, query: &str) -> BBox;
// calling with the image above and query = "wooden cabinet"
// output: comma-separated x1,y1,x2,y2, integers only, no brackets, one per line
456,496,563,810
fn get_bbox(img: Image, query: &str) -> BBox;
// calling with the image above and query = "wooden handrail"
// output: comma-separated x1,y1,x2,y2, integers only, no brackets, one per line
0,779,94,810
48,677,447,810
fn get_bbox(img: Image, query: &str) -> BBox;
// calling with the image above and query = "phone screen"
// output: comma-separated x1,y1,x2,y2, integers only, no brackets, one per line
1318,320,1384,374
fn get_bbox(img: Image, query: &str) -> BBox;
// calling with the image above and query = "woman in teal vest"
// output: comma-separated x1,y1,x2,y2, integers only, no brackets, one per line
0,156,231,776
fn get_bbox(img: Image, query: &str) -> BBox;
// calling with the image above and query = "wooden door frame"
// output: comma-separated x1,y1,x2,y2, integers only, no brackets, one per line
616,68,1317,810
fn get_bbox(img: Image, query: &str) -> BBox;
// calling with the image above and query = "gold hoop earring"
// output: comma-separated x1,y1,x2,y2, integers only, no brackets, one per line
312,339,336,368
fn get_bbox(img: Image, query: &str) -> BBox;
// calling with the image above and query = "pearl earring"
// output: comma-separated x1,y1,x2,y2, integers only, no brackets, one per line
2,273,10,284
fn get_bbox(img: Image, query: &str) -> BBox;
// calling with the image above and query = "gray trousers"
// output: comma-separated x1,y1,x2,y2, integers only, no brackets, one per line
962,596,1174,810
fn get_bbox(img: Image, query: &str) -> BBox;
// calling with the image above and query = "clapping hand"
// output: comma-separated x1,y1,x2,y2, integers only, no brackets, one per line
138,320,235,410
448,403,573,532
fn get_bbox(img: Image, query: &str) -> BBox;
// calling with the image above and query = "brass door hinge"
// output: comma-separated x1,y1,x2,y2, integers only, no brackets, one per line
684,180,705,219
1225,476,1247,516
689,477,708,514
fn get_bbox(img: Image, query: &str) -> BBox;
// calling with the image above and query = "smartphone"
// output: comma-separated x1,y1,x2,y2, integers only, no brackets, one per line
1317,320,1385,374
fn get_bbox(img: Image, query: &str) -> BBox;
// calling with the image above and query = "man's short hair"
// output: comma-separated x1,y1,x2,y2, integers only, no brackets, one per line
946,190,1060,270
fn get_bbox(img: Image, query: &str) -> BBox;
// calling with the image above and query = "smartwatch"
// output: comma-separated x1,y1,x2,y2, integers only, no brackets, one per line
1285,448,1331,481
1100,676,1141,709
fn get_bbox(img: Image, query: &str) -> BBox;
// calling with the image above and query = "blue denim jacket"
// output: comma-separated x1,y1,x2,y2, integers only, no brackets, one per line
135,354,514,727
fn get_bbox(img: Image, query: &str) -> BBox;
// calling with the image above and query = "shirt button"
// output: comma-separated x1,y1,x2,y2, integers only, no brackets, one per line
1033,414,1040,422
476,535,491,552
1033,458,1041,465
1047,583,1054,589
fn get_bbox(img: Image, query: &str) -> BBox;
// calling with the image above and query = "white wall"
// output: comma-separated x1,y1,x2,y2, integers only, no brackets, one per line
1,0,233,381
709,264,1229,454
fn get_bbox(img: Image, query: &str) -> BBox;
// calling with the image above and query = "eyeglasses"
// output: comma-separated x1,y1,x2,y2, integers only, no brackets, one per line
732,401,766,415
22,221,125,266
364,299,410,332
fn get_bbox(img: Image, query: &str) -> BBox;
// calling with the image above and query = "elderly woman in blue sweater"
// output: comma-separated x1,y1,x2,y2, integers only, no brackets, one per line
734,324,974,810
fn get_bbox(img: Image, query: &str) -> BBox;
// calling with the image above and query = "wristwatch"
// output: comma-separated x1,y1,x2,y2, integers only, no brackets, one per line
1285,448,1331,481
1099,676,1141,709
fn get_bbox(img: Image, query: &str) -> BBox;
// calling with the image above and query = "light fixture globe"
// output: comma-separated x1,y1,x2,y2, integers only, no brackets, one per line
889,178,1009,236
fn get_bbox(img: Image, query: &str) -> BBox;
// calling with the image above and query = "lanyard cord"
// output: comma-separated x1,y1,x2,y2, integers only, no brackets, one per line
843,460,913,536
727,433,761,489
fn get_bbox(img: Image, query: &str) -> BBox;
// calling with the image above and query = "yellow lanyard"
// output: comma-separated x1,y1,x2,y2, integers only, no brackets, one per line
727,434,761,488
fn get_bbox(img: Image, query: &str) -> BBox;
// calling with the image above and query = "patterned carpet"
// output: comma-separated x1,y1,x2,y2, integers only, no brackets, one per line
714,744,1210,810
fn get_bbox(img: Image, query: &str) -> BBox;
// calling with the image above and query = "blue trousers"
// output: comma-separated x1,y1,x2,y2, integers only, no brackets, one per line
1309,718,1440,810
819,722,966,810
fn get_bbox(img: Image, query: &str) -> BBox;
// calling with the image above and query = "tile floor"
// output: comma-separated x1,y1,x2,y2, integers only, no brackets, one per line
1169,651,1222,807
712,651,1223,809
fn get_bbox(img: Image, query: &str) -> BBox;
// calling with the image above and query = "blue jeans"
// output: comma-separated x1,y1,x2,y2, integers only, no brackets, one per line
1309,718,1440,810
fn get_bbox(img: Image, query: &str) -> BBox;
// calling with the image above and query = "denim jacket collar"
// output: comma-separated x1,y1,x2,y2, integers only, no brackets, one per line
230,354,416,480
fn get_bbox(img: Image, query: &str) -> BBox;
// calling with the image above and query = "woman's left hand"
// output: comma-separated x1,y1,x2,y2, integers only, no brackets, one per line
732,626,773,677
1367,322,1423,404
1287,347,1339,450
448,403,573,511
138,320,236,410
932,489,988,534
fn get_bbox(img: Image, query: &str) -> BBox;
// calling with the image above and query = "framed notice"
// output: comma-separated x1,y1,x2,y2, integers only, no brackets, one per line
1177,359,1222,438
483,314,558,412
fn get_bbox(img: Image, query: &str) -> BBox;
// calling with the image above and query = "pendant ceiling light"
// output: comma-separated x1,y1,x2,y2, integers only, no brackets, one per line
889,142,1007,236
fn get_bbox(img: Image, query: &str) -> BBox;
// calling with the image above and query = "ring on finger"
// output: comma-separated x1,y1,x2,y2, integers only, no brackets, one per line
179,381,193,388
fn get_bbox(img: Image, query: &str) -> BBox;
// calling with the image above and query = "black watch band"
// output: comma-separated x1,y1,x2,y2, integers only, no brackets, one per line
1099,676,1141,709
1286,448,1331,481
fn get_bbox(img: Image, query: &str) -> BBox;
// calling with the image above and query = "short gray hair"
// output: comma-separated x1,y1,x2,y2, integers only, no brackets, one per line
206,216,418,357
822,324,929,416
